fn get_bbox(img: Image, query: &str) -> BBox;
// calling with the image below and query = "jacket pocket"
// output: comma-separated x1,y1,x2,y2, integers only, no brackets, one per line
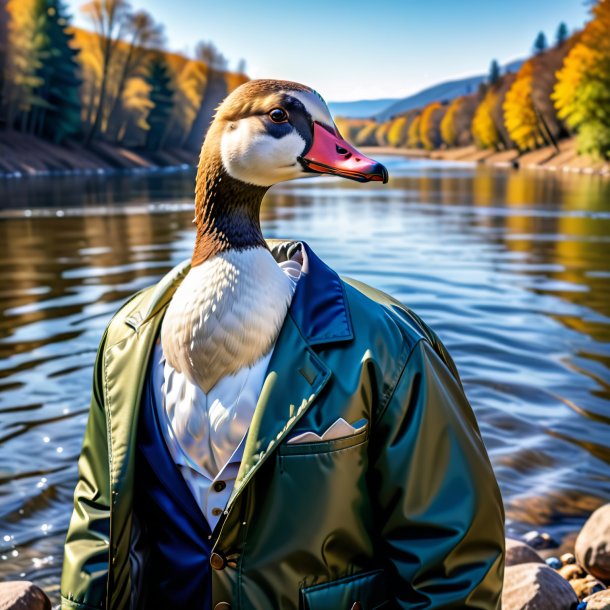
300,568,389,610
279,424,368,456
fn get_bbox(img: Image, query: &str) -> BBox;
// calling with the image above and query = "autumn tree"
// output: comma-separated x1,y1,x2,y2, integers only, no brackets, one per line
441,95,477,147
184,41,228,152
472,88,500,149
556,22,569,46
419,101,445,150
503,61,543,150
387,116,408,147
105,10,164,141
533,31,548,54
145,52,173,150
354,122,378,146
82,0,130,143
407,114,421,148
0,0,8,121
374,121,390,146
554,0,610,158
3,0,40,129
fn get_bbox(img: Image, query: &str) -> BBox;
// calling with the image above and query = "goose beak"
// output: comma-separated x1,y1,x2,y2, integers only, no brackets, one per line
299,122,389,184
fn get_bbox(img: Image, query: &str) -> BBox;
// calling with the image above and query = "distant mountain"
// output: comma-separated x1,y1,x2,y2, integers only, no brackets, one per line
328,59,524,122
328,98,400,119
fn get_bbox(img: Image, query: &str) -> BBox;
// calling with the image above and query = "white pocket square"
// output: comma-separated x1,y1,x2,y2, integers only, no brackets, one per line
287,418,368,445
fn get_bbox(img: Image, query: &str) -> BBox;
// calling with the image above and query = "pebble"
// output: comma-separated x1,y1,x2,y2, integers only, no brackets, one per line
503,562,578,610
0,580,50,610
575,503,610,583
570,575,606,601
546,557,563,570
523,530,557,550
584,589,610,609
561,552,577,565
506,538,544,566
559,564,587,581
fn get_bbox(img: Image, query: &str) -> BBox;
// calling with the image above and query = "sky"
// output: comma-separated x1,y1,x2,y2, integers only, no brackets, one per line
66,0,590,102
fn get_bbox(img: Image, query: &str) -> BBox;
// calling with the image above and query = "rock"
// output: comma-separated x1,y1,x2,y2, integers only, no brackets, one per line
546,557,563,570
584,589,610,609
560,564,587,581
503,562,578,610
570,575,606,601
506,538,545,566
523,530,558,550
0,581,50,610
575,504,610,583
561,553,577,565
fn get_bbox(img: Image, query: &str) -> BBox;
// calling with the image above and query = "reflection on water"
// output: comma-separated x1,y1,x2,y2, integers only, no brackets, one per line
1,158,609,599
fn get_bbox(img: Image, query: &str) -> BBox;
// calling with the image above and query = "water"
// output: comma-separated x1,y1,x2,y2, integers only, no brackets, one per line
1,157,609,600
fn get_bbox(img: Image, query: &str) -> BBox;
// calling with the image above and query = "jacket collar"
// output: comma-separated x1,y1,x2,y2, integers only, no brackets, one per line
126,239,353,347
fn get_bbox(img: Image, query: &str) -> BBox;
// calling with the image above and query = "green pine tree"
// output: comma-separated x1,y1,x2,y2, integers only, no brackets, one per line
145,53,174,151
555,22,569,45
488,59,501,85
533,31,548,54
29,0,82,143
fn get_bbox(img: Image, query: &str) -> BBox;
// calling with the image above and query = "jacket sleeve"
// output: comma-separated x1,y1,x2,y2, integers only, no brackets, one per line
61,331,110,610
369,338,505,609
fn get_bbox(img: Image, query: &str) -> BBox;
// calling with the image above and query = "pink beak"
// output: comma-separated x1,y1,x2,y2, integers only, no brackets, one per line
299,122,389,184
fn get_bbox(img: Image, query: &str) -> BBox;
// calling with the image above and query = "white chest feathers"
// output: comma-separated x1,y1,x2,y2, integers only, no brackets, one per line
161,247,296,393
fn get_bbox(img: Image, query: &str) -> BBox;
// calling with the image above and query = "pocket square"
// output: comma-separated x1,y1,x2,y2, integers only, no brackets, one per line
287,418,368,445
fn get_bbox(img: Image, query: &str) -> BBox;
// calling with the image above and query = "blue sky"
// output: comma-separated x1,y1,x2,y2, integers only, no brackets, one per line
66,0,589,102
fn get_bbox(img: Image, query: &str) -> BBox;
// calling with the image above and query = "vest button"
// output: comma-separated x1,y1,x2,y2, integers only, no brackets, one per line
213,480,226,492
210,552,226,570
214,603,231,610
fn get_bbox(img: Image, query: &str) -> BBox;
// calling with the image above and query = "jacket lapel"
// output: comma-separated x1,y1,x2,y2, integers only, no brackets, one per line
226,314,331,511
225,240,353,511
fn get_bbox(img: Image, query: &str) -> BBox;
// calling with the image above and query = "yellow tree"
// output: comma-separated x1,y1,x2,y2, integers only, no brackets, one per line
387,116,408,147
407,114,421,148
4,0,40,128
374,121,391,146
472,88,500,149
503,60,544,151
354,122,378,146
553,0,610,158
419,102,445,150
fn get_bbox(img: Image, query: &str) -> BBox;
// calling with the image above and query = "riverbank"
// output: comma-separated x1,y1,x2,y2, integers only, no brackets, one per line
0,131,197,178
363,137,610,176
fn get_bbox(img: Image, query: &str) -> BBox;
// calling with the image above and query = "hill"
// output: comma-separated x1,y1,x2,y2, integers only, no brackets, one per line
329,59,523,121
328,98,400,119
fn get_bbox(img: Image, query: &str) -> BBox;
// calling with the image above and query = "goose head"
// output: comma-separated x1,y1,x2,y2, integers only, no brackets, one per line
192,79,388,265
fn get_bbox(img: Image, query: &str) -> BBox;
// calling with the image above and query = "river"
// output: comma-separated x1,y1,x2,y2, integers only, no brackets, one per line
0,157,609,601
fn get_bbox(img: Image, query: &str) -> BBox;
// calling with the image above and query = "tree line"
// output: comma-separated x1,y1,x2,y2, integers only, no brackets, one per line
0,0,247,152
341,1,610,160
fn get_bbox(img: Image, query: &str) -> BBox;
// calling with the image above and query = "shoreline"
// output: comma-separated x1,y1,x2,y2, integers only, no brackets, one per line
0,131,197,179
362,138,610,177
2,133,609,182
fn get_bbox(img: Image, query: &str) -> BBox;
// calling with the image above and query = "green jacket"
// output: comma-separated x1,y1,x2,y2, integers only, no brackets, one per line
61,240,504,610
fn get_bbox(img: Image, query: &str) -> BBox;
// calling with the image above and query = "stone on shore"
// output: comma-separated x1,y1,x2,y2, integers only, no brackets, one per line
559,564,587,581
503,563,578,610
506,538,545,566
584,589,610,609
0,581,50,610
575,503,610,583
585,589,610,610
570,575,605,601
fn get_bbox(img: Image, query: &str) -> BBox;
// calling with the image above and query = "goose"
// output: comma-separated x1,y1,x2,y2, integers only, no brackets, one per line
161,79,387,392
157,79,387,486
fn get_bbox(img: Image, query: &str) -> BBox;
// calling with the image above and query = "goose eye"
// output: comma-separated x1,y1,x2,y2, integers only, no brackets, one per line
269,108,288,123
